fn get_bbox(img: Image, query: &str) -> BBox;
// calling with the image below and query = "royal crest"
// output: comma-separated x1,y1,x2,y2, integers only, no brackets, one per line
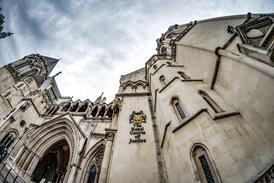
129,111,146,125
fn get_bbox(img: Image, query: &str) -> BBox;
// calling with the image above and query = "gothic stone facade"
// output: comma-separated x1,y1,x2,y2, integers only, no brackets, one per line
0,13,273,183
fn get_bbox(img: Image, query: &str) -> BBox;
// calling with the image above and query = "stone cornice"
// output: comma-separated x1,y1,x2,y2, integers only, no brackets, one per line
115,92,151,97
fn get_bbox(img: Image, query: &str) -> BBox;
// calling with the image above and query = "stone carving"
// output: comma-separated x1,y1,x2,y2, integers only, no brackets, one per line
105,131,115,141
113,98,123,115
129,111,146,144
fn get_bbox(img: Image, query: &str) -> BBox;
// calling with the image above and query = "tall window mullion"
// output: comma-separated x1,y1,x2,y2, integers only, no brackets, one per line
192,145,220,183
199,155,215,183
175,102,186,119
171,97,187,121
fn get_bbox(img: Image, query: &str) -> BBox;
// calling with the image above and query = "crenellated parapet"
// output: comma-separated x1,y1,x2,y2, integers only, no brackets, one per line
44,98,115,119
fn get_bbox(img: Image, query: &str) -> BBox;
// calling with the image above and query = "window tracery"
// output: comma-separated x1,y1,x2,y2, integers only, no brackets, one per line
87,149,104,183
91,106,98,117
171,97,187,121
0,131,17,150
192,145,219,183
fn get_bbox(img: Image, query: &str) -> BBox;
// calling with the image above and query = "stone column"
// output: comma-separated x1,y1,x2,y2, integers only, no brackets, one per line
18,148,30,168
26,154,39,175
66,164,77,183
22,151,35,171
15,146,26,164
98,129,116,183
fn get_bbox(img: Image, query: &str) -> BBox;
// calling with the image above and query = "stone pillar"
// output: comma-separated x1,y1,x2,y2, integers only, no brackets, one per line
98,129,116,183
22,151,35,171
66,165,77,183
18,148,30,168
26,154,39,175
15,146,26,164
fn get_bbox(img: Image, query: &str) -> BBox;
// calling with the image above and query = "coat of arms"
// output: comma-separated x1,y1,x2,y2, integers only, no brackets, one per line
129,111,146,125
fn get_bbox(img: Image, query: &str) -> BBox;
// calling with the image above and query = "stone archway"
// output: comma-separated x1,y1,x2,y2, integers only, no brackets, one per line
32,139,70,183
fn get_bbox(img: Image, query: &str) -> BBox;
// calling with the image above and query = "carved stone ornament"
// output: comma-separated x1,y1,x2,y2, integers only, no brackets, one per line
129,110,146,125
129,111,147,144
113,98,123,114
105,131,115,141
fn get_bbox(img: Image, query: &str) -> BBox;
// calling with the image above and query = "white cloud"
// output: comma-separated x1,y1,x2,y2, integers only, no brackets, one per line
0,0,273,102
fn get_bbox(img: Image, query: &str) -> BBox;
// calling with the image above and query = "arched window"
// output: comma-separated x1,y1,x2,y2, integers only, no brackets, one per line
91,106,98,117
50,106,59,115
171,97,187,120
0,131,17,150
198,90,223,113
98,106,106,117
70,102,79,112
106,107,113,118
44,106,54,115
78,102,88,112
61,102,71,112
192,145,220,183
87,149,104,183
178,71,190,80
159,75,166,86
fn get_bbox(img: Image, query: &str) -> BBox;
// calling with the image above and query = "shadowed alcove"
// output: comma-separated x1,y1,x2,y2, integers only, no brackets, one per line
32,139,70,183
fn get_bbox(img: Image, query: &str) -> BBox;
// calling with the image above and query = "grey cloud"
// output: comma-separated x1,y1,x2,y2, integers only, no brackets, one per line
0,0,273,101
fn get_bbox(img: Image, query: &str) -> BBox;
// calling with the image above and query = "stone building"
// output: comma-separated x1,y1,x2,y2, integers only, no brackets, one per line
0,13,273,183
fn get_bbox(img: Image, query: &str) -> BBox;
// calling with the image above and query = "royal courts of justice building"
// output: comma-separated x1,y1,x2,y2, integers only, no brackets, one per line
0,13,273,183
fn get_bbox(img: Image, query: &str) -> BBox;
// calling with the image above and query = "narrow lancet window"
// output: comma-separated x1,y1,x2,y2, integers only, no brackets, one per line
192,145,219,183
171,97,187,120
198,90,223,113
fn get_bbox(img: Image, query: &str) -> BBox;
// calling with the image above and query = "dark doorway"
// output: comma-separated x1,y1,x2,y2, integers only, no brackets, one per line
32,140,70,183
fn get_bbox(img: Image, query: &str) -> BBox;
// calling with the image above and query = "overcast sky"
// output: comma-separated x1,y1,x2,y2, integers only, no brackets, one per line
0,0,273,102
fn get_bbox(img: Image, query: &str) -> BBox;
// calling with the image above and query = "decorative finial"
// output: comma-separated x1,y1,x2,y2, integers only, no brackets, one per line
53,71,62,78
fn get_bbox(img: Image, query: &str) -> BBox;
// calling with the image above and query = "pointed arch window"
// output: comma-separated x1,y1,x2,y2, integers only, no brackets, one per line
198,90,223,113
106,107,113,118
78,102,88,112
91,106,98,117
192,145,220,183
51,106,59,115
178,71,190,80
98,106,106,117
0,131,17,150
70,102,79,112
171,97,187,120
87,149,104,183
159,75,167,86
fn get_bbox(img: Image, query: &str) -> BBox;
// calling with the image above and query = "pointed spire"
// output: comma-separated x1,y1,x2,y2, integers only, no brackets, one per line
0,32,13,39
41,55,60,74
52,71,62,78
95,92,104,103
